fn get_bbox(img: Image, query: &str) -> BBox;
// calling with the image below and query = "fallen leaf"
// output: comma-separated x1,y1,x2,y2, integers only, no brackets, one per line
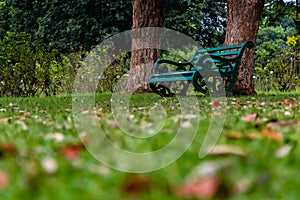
15,120,28,131
0,143,18,157
242,113,258,122
8,103,17,107
290,98,296,105
0,113,31,124
246,132,262,140
0,118,9,123
281,99,288,105
97,112,106,118
64,109,72,113
209,145,246,156
16,112,30,119
227,131,261,140
213,100,222,108
226,132,243,139
261,128,282,142
60,142,85,160
275,144,293,158
0,171,9,190
178,176,220,199
122,175,152,196
267,120,300,129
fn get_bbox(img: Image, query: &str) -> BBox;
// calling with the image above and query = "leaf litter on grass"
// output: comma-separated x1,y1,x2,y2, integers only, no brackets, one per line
1,94,300,199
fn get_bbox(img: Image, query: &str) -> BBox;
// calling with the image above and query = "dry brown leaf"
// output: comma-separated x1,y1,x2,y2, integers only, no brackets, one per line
226,132,243,139
0,143,18,156
122,175,152,196
0,112,31,124
177,176,220,199
96,112,106,118
213,100,222,108
246,132,262,140
0,118,9,123
281,99,288,105
290,98,296,105
261,128,282,142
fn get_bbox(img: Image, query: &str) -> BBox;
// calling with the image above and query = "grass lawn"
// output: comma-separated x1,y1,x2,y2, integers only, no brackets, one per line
0,92,300,199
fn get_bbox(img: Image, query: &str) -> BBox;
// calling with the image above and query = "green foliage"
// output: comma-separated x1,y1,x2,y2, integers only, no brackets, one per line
97,54,130,93
0,32,81,97
255,38,300,92
0,0,227,53
256,26,296,46
164,0,227,47
262,0,296,27
255,2,300,92
0,0,132,53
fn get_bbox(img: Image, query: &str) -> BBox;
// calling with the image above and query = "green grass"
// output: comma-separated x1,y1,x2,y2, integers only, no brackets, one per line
0,92,300,199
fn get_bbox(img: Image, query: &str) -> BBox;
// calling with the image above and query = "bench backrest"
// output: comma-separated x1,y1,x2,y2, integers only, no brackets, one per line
189,40,255,70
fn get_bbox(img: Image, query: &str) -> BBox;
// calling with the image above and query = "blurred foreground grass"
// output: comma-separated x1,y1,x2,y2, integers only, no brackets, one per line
0,92,300,199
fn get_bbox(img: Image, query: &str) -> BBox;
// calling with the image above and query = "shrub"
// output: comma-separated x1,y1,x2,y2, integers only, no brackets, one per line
0,32,81,97
255,40,300,92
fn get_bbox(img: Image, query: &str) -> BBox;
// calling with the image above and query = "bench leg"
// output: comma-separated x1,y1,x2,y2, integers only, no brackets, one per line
192,72,208,94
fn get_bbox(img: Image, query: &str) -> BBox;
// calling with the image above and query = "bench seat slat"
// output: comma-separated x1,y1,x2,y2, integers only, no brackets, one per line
149,76,193,83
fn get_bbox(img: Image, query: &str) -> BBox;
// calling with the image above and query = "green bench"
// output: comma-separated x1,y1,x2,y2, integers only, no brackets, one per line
149,40,255,96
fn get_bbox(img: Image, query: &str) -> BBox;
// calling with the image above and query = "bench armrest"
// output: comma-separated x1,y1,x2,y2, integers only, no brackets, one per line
209,40,255,63
154,59,194,71
210,55,240,63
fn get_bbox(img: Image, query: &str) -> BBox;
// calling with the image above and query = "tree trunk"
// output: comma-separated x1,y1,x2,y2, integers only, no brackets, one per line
224,0,265,95
125,0,163,93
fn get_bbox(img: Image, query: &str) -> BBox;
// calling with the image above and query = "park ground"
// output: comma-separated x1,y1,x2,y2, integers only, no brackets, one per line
0,92,300,199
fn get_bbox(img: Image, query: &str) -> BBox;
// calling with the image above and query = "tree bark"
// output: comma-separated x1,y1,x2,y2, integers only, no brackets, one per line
126,0,163,93
224,0,265,95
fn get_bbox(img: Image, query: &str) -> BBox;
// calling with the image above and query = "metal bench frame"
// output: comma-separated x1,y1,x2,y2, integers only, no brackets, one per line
149,40,255,96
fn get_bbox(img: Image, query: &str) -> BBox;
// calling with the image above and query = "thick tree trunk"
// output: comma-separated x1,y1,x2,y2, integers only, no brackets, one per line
224,0,265,95
126,0,163,93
